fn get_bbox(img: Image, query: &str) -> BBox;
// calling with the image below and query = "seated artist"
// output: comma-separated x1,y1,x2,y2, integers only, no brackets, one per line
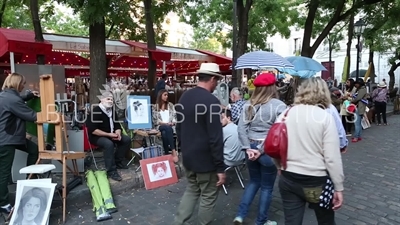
152,89,179,163
86,92,131,181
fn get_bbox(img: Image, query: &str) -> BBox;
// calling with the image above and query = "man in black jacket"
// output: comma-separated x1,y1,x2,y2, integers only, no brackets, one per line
86,93,130,181
174,63,226,225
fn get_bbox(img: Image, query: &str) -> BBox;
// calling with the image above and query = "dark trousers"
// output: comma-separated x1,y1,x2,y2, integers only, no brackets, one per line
94,135,130,174
159,125,175,155
374,101,387,124
0,139,38,206
279,175,336,225
341,115,353,133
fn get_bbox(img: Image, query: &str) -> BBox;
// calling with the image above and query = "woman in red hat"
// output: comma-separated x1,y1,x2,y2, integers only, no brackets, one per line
234,72,286,225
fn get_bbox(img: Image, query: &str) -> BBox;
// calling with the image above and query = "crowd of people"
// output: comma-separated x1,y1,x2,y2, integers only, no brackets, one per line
0,62,396,225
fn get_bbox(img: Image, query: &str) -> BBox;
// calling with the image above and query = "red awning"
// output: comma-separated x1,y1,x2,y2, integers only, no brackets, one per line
109,56,200,73
0,51,89,66
121,40,171,61
0,28,53,57
65,69,133,78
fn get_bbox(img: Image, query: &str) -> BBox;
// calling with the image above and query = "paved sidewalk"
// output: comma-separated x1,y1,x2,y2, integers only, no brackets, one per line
42,115,400,225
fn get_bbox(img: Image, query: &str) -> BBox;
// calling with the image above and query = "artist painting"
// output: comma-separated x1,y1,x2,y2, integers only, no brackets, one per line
11,187,50,225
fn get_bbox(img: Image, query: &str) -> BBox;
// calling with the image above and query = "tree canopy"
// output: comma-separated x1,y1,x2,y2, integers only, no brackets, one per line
182,0,297,53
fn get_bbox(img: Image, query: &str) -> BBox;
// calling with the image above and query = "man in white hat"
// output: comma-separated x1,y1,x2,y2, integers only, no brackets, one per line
86,91,131,181
371,81,388,125
174,63,226,225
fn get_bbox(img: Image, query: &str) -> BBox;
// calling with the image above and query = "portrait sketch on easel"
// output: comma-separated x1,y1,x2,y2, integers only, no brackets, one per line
217,82,229,106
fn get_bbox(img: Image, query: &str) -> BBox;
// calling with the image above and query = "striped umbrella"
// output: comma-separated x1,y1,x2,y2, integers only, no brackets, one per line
234,51,294,70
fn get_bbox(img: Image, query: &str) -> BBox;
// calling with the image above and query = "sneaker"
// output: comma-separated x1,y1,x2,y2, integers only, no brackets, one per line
233,216,243,225
0,204,13,214
264,221,278,225
346,133,352,137
351,138,358,143
108,172,122,181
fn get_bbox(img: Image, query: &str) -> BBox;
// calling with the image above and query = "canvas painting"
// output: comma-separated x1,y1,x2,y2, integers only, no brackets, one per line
127,95,152,129
140,155,178,190
10,180,56,225
146,160,173,182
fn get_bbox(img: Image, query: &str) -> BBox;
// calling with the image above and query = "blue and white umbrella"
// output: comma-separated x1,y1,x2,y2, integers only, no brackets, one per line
277,56,327,79
285,56,327,72
278,68,318,79
234,51,294,70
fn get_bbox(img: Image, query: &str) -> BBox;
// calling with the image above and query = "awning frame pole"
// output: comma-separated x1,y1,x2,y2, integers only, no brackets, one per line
10,52,15,73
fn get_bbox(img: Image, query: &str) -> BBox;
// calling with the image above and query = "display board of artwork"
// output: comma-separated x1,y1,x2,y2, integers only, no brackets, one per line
140,155,178,190
212,82,229,106
126,95,152,129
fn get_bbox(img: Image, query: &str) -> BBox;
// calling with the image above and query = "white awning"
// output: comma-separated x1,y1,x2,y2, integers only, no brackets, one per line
157,46,213,61
44,34,132,54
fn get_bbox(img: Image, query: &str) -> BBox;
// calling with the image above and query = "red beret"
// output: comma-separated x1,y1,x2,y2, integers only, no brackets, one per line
253,72,276,87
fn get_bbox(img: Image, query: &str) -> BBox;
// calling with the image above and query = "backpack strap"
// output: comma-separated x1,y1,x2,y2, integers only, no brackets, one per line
281,107,292,122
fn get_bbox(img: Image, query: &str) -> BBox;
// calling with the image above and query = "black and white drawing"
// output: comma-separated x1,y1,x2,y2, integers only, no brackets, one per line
10,180,56,225
127,96,151,129
217,82,229,106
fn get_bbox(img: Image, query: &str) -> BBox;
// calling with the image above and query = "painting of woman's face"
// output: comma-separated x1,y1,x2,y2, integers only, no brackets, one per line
156,167,166,178
22,196,41,222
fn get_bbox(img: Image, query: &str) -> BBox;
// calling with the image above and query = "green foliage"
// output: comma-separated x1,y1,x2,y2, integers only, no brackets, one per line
362,0,400,53
42,7,88,36
189,27,223,53
0,2,32,29
182,0,298,51
0,1,87,36
60,0,180,43
323,22,347,52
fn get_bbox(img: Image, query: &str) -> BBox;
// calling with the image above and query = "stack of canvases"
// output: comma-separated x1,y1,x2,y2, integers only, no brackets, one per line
9,179,56,225
85,170,117,222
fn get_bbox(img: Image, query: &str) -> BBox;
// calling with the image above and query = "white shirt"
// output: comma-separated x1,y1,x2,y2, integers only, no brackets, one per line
160,110,170,123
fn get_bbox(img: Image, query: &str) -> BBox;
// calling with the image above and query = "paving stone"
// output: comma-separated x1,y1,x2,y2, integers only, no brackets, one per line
1,115,399,225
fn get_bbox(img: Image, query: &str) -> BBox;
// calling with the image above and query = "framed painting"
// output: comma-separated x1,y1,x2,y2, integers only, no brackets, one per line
10,179,56,225
126,95,152,129
140,155,178,190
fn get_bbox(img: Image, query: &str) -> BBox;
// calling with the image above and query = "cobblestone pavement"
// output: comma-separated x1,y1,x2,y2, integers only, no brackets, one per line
4,116,399,225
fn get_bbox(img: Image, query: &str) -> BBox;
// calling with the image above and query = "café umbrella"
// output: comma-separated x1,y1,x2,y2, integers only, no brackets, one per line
234,51,294,70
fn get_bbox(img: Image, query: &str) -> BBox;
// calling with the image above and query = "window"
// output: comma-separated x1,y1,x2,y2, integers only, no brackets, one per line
266,42,274,52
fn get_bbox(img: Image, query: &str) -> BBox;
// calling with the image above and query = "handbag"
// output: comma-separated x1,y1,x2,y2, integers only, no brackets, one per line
264,107,292,169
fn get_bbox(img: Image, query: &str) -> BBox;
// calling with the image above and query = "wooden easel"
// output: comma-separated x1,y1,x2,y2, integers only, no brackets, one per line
35,75,86,223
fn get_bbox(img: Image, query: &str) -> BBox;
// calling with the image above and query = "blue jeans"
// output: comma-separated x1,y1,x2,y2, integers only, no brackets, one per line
353,113,363,138
159,125,175,154
236,144,277,224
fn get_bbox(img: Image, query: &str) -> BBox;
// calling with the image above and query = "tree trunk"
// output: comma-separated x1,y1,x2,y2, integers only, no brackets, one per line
235,0,252,87
0,0,7,27
344,10,354,81
89,19,107,104
29,0,45,64
301,0,319,57
144,0,157,91
368,46,376,83
388,62,399,91
329,39,333,79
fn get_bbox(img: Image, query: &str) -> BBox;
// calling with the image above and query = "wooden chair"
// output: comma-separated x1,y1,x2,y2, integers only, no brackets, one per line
34,75,86,223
